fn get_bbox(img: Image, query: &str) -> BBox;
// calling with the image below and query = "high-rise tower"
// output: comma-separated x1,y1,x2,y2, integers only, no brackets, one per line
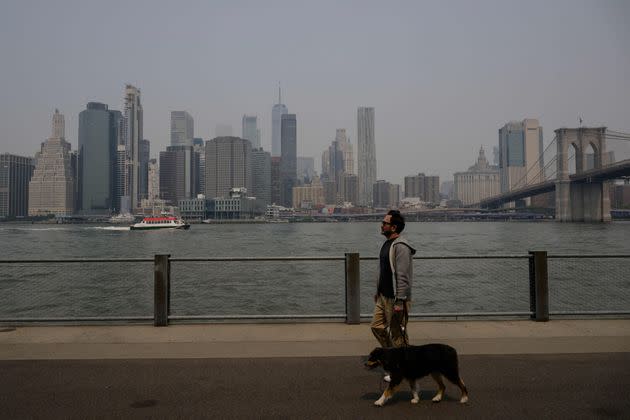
357,107,376,207
242,115,259,149
28,110,75,216
205,137,252,199
271,84,288,157
171,111,194,147
498,119,543,206
78,102,120,214
280,114,297,207
122,84,143,210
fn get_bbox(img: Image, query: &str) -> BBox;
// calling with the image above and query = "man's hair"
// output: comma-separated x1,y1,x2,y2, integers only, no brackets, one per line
387,209,405,233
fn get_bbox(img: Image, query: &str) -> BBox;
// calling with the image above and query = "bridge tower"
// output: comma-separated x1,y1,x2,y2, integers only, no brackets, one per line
555,127,611,222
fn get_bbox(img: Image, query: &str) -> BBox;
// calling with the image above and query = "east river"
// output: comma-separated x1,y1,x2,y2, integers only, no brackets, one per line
1,221,629,319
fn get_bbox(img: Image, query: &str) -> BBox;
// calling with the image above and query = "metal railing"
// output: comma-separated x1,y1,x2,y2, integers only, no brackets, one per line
1,252,629,325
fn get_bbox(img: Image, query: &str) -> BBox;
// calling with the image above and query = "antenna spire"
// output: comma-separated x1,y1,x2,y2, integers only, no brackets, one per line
278,82,282,104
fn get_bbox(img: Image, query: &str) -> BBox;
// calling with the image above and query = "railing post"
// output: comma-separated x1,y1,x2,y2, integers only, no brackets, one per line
154,254,171,327
528,251,549,322
345,252,360,324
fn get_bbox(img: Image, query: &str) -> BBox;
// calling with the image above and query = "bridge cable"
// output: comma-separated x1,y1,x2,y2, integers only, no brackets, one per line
510,135,558,190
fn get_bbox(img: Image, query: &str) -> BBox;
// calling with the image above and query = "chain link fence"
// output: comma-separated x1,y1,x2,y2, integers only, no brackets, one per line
360,257,531,317
0,254,628,322
0,260,153,321
548,256,630,314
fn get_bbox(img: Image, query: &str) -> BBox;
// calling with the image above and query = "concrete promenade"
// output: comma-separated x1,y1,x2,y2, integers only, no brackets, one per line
2,319,630,419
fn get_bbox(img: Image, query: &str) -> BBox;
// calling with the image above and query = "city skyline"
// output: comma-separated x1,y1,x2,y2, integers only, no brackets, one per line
1,1,629,185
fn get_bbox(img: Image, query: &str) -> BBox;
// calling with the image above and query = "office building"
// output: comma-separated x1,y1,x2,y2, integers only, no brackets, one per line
171,111,194,147
77,102,121,214
159,145,197,206
336,129,354,175
252,148,271,206
139,139,150,201
242,115,259,149
208,188,265,219
0,154,34,218
147,158,159,203
373,180,399,209
453,147,500,205
271,156,281,205
292,176,324,209
271,85,288,156
297,157,315,183
205,137,252,199
340,173,359,205
404,173,441,203
498,119,543,199
28,109,76,216
280,114,297,207
357,107,376,207
122,84,143,210
193,138,205,195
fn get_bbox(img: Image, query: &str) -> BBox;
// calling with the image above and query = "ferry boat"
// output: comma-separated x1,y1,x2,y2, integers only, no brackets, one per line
130,216,190,230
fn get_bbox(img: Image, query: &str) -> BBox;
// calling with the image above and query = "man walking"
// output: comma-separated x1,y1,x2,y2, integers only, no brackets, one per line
371,209,416,352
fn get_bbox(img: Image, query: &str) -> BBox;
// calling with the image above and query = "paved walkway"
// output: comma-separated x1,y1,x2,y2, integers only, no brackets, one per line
1,320,630,419
1,319,630,359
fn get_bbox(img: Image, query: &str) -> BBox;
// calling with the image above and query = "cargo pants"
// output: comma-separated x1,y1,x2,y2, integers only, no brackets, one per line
370,294,410,348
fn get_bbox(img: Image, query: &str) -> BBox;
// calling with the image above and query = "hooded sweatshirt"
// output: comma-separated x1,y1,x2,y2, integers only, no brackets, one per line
379,236,416,301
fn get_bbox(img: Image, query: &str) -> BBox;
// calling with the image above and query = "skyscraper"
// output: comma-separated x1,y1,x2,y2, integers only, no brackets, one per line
159,145,196,205
498,119,543,204
280,114,297,208
242,115,259,149
122,84,143,210
171,111,194,147
28,109,75,216
78,102,119,214
0,154,34,218
251,148,271,206
139,139,150,201
336,129,354,175
193,138,205,195
271,85,288,157
205,137,252,199
357,107,376,207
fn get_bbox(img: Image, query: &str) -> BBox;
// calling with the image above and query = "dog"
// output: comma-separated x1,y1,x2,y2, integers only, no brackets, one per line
365,344,469,406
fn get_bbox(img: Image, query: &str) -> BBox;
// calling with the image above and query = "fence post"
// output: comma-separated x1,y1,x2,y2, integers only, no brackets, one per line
345,252,361,324
528,251,549,322
154,254,171,327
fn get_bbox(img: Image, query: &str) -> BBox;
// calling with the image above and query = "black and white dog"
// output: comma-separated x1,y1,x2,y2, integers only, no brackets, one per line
365,344,469,406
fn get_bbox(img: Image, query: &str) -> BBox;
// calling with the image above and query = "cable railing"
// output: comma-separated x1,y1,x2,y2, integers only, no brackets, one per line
1,252,629,325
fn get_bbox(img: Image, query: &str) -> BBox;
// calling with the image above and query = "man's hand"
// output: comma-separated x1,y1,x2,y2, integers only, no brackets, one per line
393,299,404,312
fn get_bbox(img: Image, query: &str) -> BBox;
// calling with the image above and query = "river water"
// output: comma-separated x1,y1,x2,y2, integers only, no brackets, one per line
1,221,629,319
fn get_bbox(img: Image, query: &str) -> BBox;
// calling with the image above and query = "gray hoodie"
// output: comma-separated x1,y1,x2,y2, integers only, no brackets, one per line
384,236,416,301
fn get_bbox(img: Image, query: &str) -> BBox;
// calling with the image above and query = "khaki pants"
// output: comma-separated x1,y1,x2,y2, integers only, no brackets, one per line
370,294,410,348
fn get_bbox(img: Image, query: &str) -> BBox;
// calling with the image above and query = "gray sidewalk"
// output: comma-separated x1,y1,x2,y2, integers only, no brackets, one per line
2,320,630,419
2,319,630,359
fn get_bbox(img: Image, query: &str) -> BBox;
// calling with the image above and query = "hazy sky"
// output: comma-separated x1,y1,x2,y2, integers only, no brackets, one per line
1,0,629,184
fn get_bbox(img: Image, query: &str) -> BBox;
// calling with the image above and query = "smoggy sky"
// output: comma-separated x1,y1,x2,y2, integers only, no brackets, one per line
1,0,629,184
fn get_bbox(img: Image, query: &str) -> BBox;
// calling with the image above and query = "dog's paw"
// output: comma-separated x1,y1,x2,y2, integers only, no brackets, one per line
460,395,469,404
432,393,443,403
374,396,387,407
411,397,420,404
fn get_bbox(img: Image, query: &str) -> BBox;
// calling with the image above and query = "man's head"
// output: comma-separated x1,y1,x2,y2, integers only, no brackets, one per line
381,210,405,238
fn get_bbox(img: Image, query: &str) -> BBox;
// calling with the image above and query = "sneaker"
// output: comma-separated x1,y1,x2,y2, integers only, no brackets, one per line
383,374,391,382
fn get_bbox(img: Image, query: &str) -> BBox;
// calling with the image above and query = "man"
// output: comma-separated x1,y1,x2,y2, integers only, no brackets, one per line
371,210,416,357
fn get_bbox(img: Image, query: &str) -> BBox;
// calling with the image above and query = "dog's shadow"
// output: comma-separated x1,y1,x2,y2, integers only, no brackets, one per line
361,389,459,405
